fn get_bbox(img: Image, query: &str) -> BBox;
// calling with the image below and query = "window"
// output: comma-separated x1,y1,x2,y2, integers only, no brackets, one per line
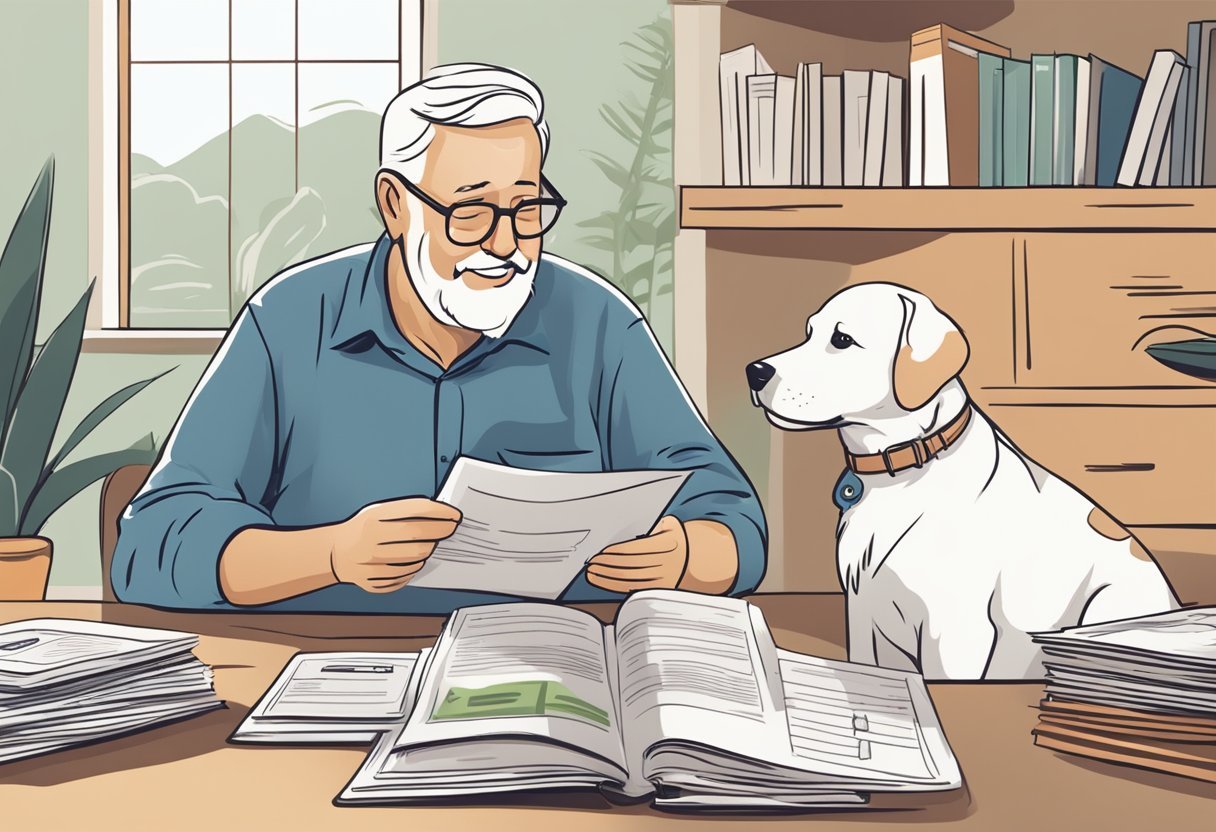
115,0,420,329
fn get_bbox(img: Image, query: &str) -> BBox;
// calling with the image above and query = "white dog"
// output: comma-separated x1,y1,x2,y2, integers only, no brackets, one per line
747,282,1179,681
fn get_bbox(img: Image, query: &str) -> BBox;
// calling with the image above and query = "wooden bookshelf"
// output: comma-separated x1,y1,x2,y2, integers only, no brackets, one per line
670,0,1216,600
681,188,1216,231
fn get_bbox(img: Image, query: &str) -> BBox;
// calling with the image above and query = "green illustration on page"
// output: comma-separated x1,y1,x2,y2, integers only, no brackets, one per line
431,681,611,728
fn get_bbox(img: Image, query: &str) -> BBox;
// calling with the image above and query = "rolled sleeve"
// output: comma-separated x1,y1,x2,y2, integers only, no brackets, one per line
112,309,279,609
602,318,768,595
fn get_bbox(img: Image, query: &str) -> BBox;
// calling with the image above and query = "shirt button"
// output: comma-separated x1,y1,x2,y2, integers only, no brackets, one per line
440,455,449,463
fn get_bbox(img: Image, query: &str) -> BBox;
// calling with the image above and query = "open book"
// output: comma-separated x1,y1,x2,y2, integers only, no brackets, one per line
335,591,960,809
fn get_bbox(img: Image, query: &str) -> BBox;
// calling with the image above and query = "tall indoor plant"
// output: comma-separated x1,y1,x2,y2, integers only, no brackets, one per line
1,158,165,599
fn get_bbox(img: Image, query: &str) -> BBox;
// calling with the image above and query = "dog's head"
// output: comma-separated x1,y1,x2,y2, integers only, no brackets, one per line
746,283,970,430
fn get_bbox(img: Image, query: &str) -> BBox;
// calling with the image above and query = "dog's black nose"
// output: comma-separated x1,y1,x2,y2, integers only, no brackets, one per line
746,361,776,392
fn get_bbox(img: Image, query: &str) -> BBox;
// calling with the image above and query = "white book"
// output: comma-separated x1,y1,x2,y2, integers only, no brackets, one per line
231,651,423,744
1141,58,1185,186
823,75,844,185
792,62,823,185
843,70,871,186
335,591,962,809
1073,56,1092,184
746,74,777,185
774,74,796,185
910,53,946,185
863,71,890,186
1119,50,1185,186
408,457,689,600
719,44,773,185
883,76,905,186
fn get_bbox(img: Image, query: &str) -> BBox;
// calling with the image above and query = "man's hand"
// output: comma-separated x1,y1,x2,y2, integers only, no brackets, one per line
327,498,461,593
585,515,689,592
585,516,740,596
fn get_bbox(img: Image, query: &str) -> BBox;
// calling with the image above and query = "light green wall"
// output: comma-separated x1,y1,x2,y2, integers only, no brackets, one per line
436,0,675,351
3,0,676,592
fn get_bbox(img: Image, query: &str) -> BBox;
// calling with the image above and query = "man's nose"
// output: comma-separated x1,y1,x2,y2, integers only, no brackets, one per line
746,361,776,392
483,214,518,259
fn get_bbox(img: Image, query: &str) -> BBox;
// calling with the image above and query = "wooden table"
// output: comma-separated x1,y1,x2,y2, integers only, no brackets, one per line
1,594,1212,829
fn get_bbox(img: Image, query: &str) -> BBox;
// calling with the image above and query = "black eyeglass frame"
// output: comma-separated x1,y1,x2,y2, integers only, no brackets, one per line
383,170,567,247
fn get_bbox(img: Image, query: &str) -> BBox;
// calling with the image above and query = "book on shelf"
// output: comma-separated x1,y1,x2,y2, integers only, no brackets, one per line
823,75,843,185
792,62,823,185
282,591,965,809
1030,606,1216,784
1074,56,1093,185
883,75,906,186
719,44,773,186
1118,50,1187,186
1086,55,1143,186
842,69,870,186
1187,21,1216,185
1003,57,1032,186
979,53,1004,186
909,23,1011,186
746,73,777,185
1053,55,1083,185
0,619,223,764
863,71,890,186
1029,54,1055,185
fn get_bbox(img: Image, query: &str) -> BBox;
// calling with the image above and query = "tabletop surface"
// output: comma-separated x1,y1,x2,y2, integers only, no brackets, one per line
1,594,1212,830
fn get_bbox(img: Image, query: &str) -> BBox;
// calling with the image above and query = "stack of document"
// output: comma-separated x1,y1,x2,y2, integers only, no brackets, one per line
0,619,223,764
1031,607,1216,783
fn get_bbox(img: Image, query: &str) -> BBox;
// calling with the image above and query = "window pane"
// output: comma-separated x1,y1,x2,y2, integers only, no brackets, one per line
232,0,295,61
131,0,228,62
130,64,230,328
298,63,398,255
298,0,398,60
231,63,305,312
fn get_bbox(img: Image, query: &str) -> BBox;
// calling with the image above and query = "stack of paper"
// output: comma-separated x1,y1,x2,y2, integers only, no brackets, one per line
0,619,223,763
1031,607,1216,783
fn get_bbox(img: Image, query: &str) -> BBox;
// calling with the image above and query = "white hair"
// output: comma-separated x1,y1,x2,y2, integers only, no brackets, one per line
379,63,549,181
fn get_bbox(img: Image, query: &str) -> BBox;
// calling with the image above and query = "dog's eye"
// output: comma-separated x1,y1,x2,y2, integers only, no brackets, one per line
830,330,856,350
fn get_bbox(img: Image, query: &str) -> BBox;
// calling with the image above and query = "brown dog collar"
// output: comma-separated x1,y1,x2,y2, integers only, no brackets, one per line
845,406,973,476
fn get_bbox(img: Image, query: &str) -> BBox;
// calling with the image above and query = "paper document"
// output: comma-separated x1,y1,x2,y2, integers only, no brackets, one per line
409,457,691,599
230,651,422,744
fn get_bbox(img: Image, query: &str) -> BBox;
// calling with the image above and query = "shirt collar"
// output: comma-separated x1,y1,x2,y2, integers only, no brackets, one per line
327,234,551,368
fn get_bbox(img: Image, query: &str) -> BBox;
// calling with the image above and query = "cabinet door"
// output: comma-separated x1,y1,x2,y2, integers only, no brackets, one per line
1020,234,1216,389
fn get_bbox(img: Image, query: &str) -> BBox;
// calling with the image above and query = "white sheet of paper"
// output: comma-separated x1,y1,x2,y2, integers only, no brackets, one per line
409,457,691,599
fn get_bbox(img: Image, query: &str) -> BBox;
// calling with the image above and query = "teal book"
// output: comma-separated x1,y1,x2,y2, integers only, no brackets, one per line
1003,58,1032,186
979,53,1005,186
1090,55,1144,187
1030,54,1055,185
1054,55,1079,185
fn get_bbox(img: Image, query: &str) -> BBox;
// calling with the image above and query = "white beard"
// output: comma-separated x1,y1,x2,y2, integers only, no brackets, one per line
402,209,536,339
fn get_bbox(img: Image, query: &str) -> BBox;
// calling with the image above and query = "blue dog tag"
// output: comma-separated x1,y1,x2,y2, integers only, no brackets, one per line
833,469,864,512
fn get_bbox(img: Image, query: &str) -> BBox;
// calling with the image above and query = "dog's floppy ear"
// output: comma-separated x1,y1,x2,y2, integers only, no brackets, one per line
892,292,970,411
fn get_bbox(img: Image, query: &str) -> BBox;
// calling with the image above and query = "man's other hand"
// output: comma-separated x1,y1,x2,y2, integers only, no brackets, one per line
328,498,461,593
585,515,689,593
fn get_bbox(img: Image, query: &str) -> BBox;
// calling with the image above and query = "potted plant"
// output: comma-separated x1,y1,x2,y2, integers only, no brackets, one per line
1,158,165,600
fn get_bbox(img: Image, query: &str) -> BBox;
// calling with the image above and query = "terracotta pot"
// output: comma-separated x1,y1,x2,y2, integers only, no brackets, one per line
0,537,52,601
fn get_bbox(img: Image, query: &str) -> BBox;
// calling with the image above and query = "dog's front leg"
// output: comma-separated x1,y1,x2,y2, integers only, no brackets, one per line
918,617,998,681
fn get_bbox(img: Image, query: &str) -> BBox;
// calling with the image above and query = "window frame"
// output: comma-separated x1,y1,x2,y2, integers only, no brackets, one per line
86,0,427,352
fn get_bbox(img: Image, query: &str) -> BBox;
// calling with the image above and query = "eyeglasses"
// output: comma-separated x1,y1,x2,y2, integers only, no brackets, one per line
384,171,566,247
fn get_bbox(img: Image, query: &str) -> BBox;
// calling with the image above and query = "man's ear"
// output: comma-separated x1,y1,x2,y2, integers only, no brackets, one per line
892,292,970,411
375,171,407,240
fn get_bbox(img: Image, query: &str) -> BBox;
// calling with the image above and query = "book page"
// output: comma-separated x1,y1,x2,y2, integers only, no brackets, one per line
777,650,960,788
409,457,690,599
395,603,627,776
249,652,419,721
612,591,790,769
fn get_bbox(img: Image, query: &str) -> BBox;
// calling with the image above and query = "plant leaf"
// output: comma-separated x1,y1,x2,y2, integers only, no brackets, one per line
0,465,16,537
19,434,157,536
0,157,53,441
46,367,173,472
599,106,642,143
580,234,618,253
2,281,91,518
574,212,618,232
585,151,632,190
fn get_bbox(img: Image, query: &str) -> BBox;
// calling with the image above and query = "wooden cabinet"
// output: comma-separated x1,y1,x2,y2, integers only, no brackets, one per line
673,0,1216,600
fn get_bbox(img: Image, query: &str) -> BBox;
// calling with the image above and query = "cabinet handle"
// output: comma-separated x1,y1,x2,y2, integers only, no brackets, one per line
1084,463,1155,473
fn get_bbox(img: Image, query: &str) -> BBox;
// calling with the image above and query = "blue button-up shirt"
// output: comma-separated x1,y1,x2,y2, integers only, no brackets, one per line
112,235,767,612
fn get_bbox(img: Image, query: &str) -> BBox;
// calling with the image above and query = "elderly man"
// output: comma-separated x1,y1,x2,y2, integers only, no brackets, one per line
113,64,766,612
